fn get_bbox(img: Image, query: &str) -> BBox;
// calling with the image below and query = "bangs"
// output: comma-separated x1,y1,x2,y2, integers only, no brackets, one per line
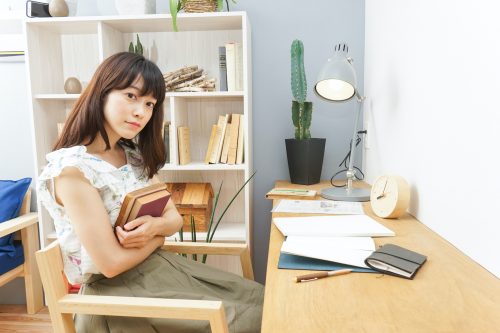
112,58,165,104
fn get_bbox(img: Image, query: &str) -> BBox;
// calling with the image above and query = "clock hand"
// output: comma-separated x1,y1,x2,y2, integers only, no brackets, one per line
376,179,389,200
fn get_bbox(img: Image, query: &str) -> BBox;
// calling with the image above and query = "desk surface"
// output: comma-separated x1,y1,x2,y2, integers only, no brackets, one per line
261,180,500,333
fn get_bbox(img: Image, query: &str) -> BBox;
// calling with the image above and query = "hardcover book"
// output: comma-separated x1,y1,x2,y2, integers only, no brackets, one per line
218,46,227,91
115,183,170,229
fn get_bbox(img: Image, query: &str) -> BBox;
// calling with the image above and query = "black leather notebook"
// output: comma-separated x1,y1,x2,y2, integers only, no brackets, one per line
364,244,427,279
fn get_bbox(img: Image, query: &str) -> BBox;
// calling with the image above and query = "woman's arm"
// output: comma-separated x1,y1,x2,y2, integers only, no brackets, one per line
54,167,164,278
115,175,184,248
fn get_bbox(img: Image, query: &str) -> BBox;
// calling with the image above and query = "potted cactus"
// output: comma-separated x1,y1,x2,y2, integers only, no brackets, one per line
285,39,325,185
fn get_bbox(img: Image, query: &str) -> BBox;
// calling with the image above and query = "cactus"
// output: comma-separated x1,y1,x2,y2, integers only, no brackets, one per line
290,39,312,140
128,34,143,55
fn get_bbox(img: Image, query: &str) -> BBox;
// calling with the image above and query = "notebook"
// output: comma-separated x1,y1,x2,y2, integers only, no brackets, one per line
115,183,170,228
364,244,427,279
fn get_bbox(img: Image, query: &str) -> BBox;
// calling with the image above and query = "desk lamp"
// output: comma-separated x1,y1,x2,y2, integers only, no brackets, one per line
314,43,370,201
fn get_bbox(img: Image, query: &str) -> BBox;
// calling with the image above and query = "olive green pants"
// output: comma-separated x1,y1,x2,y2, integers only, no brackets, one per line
75,250,264,333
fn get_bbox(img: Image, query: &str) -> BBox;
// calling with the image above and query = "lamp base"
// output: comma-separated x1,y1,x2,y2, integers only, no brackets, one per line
320,187,371,202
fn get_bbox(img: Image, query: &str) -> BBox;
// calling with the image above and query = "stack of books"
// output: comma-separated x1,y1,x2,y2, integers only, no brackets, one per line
204,113,244,165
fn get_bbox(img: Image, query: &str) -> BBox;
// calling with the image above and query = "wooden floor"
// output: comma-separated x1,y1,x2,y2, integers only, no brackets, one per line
0,305,52,333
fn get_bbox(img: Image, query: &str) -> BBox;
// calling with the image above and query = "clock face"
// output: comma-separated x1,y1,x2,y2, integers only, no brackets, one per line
370,175,410,218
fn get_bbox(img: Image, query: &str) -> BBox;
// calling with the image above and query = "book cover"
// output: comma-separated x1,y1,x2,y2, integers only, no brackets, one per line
204,124,218,164
234,42,243,91
279,252,375,273
219,120,232,163
177,126,191,165
236,114,244,164
115,183,169,228
127,190,170,224
163,121,170,164
225,42,236,91
210,114,229,164
227,113,241,164
218,46,227,91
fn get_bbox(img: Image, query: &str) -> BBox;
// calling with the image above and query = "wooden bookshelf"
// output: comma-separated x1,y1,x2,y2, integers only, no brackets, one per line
25,12,253,275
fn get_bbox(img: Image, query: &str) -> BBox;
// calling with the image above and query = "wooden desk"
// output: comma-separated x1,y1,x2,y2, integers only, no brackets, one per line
262,180,500,333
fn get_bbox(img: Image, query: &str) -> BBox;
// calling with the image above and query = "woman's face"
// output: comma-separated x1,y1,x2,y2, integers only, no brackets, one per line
103,77,158,141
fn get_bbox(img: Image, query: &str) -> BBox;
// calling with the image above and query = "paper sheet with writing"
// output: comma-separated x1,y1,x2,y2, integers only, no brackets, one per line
281,236,375,268
271,199,364,215
273,215,395,237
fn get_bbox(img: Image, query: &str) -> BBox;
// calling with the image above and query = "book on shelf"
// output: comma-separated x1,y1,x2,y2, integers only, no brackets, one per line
162,121,171,164
115,183,170,229
234,42,243,91
177,126,191,165
225,42,242,92
227,113,241,164
204,124,218,164
218,46,227,92
209,114,229,164
57,122,65,137
236,114,244,164
219,119,232,163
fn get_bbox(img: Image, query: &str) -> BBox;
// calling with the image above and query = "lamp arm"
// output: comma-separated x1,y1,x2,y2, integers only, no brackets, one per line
346,93,366,192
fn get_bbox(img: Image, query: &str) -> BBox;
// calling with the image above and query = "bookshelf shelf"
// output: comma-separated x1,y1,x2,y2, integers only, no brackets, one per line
161,162,245,171
26,12,252,275
35,92,243,100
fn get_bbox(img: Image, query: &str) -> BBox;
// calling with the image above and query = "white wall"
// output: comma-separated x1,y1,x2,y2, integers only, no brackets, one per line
364,0,500,277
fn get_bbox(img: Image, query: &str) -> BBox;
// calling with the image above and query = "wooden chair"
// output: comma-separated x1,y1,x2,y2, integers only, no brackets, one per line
0,191,44,314
36,239,254,333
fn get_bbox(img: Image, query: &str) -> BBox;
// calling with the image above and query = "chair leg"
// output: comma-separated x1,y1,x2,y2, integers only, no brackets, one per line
48,311,76,333
21,224,44,314
209,305,229,333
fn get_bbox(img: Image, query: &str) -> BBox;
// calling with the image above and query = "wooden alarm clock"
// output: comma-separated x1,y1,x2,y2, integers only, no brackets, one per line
370,175,410,218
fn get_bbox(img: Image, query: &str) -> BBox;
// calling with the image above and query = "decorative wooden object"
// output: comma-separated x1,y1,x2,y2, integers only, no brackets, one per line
184,0,217,13
164,66,216,92
166,183,214,232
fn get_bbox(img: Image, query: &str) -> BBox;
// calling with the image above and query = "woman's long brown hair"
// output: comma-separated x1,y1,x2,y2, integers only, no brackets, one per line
54,52,166,178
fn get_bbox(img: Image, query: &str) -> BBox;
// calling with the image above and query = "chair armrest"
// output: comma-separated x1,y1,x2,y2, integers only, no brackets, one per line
0,213,38,238
162,241,247,256
58,294,229,332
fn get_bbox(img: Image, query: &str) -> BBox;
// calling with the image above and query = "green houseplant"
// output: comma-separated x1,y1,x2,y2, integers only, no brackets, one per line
128,34,144,55
177,171,256,263
285,39,325,185
169,0,236,31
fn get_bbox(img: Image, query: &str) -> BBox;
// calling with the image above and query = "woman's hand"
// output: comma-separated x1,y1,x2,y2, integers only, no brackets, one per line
115,215,160,248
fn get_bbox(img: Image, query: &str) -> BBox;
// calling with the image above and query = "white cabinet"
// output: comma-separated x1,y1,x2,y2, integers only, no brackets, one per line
25,12,252,274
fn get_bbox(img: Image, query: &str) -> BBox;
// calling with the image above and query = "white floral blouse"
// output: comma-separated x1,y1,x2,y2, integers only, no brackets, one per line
37,144,151,284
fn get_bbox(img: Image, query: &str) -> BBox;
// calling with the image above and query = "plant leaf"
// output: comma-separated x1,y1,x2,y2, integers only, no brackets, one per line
169,0,179,32
128,42,134,53
208,171,256,242
217,0,223,11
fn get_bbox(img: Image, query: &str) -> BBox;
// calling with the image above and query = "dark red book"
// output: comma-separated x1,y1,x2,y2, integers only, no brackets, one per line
115,183,170,228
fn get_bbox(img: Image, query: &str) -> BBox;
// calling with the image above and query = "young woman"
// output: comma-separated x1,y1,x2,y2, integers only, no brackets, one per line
37,52,263,332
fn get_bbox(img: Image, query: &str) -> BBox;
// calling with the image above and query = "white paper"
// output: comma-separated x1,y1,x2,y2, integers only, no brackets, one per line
281,236,375,268
273,215,395,237
271,199,364,215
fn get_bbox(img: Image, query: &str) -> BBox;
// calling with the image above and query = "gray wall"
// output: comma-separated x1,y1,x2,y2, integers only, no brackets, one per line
0,0,364,304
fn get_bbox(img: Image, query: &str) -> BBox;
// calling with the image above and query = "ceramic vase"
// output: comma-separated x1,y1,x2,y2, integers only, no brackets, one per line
115,0,156,15
49,0,69,17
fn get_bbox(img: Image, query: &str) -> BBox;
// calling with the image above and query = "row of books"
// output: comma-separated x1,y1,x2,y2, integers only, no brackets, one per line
204,113,244,165
219,42,243,92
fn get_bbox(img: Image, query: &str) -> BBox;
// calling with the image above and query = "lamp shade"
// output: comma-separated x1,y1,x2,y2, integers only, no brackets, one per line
315,43,357,101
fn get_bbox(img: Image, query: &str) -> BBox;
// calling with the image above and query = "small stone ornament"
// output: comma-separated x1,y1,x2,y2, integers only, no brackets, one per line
64,77,82,94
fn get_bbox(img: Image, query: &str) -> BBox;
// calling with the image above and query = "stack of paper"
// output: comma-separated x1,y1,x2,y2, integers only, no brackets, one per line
274,215,395,269
281,236,375,268
273,215,395,237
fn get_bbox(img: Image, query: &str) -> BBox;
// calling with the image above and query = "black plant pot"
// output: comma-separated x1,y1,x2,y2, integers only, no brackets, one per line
285,138,326,185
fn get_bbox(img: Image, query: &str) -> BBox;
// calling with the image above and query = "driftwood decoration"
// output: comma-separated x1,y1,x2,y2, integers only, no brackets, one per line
164,66,216,92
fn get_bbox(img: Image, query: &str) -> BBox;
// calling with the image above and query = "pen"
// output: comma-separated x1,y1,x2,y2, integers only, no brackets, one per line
294,269,352,283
